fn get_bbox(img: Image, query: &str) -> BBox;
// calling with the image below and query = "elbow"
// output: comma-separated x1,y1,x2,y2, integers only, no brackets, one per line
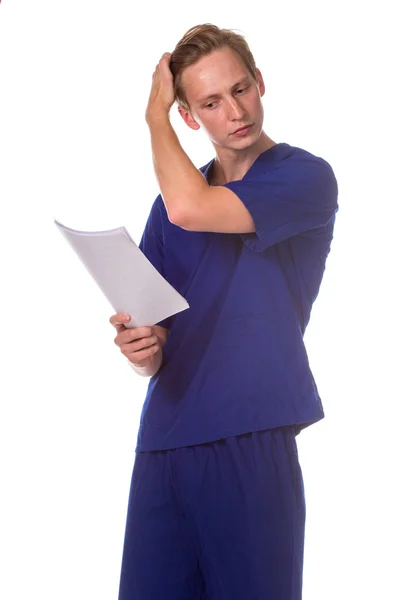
169,209,192,230
167,183,210,230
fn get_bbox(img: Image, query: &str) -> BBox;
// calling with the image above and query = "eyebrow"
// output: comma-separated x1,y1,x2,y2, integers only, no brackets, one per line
196,77,252,105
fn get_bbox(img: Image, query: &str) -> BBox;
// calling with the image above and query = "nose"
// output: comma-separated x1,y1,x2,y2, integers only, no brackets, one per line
226,97,245,120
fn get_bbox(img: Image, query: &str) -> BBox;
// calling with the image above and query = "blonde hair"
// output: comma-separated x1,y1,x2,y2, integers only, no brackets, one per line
170,24,258,113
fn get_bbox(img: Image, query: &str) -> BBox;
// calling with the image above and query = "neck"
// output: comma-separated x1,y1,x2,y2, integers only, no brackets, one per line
209,131,277,185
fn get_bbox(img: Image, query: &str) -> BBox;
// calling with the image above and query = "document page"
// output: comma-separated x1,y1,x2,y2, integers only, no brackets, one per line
54,220,190,328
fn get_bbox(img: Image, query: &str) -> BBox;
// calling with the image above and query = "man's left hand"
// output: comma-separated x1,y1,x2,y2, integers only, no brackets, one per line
145,53,175,125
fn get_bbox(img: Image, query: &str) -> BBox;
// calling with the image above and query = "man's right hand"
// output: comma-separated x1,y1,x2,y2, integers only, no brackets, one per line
109,313,161,367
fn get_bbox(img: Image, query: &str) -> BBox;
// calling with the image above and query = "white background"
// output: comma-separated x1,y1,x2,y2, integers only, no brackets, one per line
1,1,399,598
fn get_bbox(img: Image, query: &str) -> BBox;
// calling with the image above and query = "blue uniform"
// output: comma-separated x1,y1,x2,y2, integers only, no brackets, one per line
119,426,305,600
118,142,338,598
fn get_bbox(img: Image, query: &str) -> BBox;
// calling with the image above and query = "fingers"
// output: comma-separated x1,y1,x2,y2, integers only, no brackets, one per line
110,313,154,344
109,314,154,338
115,326,155,347
120,332,160,363
109,313,131,331
153,53,171,75
109,313,131,325
119,332,158,352
109,314,160,363
125,339,160,364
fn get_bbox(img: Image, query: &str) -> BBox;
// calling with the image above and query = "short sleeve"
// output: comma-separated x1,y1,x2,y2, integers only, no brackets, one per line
222,157,338,252
139,196,172,330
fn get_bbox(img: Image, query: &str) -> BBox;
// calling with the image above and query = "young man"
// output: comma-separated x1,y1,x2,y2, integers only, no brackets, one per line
111,23,338,600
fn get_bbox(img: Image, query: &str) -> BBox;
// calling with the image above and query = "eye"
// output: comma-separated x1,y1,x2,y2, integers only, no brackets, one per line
235,86,247,95
205,102,216,109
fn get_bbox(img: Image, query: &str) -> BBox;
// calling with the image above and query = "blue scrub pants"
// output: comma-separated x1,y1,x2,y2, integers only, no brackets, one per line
118,426,306,600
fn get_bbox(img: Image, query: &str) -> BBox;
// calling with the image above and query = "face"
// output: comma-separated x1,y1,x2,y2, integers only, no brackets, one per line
178,46,266,150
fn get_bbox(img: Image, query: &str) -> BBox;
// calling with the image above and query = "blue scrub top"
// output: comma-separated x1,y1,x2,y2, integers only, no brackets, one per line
136,142,338,452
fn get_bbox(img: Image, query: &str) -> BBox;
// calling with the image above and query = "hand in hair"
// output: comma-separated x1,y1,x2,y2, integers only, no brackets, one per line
145,52,175,125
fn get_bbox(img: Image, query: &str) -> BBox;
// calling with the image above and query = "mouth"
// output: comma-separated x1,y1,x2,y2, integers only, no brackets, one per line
231,124,254,135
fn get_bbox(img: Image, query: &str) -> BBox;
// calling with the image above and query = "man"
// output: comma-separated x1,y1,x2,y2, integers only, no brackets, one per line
111,23,338,600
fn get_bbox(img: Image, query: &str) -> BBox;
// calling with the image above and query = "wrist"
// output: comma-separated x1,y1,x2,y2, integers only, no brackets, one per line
146,111,171,129
127,348,163,377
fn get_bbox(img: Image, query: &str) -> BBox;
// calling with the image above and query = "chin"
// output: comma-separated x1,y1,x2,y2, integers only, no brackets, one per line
212,126,260,151
229,130,259,149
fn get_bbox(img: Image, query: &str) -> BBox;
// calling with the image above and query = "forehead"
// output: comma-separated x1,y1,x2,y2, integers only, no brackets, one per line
181,46,251,104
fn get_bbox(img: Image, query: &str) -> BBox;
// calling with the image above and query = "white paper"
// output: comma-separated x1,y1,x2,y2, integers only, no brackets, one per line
54,219,190,328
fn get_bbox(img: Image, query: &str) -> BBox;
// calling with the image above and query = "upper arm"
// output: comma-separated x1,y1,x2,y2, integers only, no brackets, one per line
174,159,338,252
174,185,257,234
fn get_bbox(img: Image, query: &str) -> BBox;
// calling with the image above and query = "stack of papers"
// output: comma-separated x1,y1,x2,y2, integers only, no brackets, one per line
54,220,189,328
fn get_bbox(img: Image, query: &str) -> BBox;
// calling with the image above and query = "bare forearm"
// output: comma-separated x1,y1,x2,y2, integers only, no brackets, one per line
128,347,163,378
148,117,209,222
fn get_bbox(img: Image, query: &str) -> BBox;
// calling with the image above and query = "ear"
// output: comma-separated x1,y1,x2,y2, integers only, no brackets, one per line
255,68,266,97
177,106,201,131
